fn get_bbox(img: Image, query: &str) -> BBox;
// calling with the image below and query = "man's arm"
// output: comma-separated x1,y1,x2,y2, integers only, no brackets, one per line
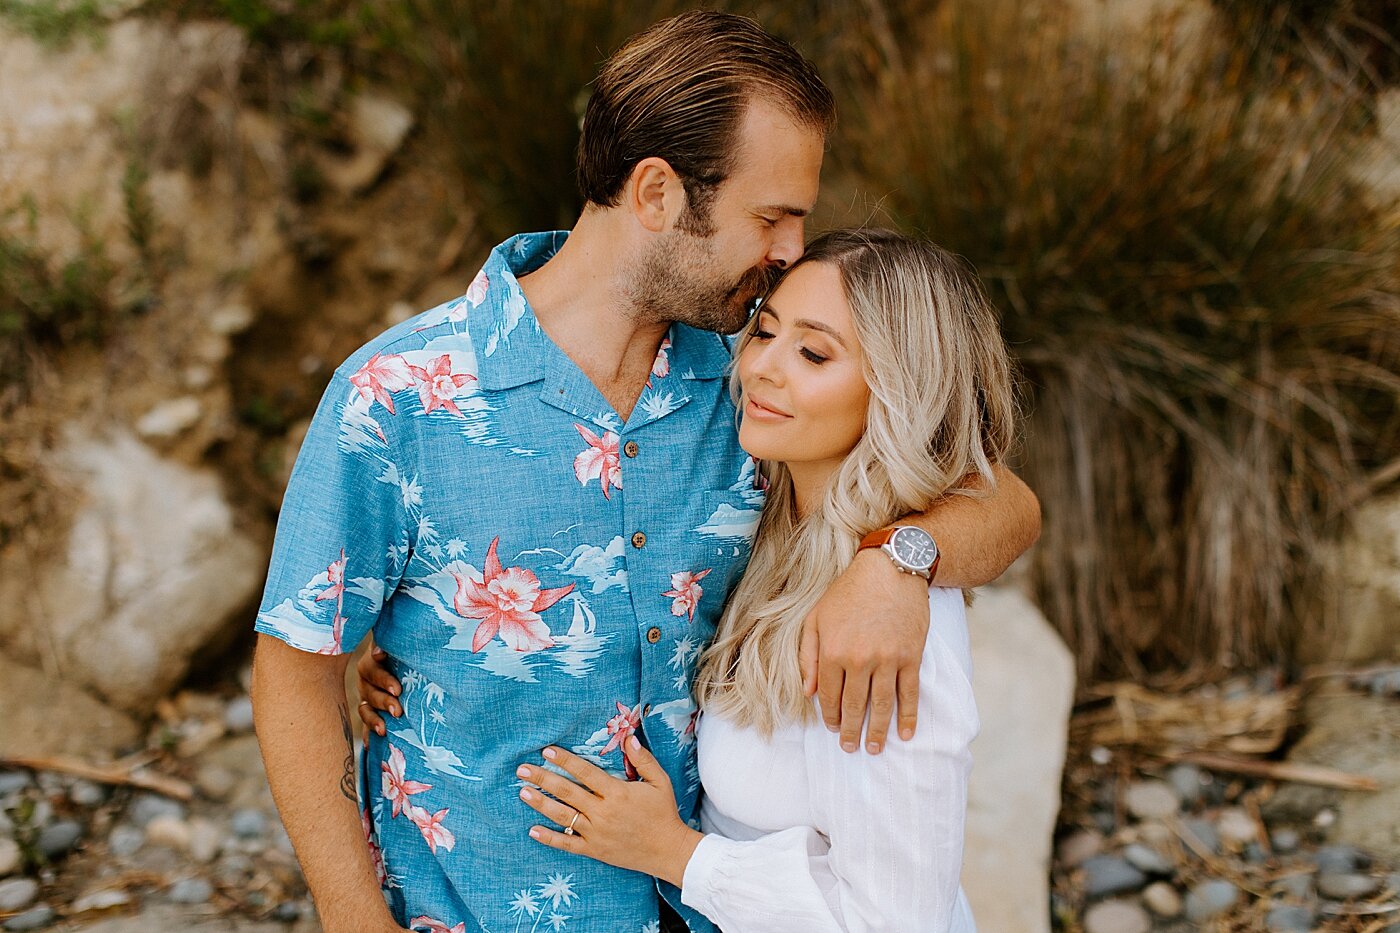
800,464,1041,754
252,634,404,933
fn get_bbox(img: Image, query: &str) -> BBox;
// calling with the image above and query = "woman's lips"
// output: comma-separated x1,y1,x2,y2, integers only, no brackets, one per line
745,396,792,420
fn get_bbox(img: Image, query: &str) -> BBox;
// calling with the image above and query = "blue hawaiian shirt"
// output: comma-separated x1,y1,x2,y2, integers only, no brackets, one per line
255,232,764,933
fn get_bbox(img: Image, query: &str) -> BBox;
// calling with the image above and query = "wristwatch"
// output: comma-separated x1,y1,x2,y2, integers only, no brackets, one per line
858,526,940,581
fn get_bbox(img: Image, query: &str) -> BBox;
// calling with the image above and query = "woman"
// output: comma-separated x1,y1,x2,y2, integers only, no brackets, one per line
358,228,1016,931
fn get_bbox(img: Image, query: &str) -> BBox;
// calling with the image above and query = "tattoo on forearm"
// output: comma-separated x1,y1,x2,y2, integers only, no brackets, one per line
338,703,357,803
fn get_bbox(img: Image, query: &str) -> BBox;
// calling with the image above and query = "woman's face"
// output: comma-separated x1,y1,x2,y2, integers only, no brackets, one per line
736,261,870,473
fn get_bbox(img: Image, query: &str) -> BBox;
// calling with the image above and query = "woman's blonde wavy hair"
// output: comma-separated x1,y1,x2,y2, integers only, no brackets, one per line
693,228,1019,733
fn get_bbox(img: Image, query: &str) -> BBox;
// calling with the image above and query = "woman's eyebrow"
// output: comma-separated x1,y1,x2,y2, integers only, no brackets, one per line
796,318,847,348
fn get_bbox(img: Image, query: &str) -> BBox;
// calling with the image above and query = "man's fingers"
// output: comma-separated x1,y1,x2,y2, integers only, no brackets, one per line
863,669,898,754
896,665,921,741
816,664,844,733
838,673,870,754
799,624,819,697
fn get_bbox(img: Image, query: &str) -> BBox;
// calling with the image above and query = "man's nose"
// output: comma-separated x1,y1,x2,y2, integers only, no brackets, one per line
767,219,806,269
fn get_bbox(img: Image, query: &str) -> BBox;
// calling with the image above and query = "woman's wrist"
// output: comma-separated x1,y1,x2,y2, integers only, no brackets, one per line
656,822,705,889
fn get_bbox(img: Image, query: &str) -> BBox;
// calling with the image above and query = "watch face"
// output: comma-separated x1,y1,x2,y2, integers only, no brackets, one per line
891,526,937,569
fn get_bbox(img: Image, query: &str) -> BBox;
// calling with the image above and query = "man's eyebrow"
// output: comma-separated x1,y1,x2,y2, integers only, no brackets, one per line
759,304,848,348
758,204,810,218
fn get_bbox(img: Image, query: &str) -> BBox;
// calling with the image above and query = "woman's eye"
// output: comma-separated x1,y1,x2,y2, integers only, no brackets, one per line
752,329,775,340
800,348,828,364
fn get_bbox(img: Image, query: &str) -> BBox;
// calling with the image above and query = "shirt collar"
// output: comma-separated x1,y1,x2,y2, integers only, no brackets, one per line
468,230,733,390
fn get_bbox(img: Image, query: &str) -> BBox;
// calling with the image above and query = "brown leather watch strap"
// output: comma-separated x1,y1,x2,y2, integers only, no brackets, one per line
858,527,898,550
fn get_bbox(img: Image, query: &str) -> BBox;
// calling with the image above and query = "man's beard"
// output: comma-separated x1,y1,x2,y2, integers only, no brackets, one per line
628,232,782,335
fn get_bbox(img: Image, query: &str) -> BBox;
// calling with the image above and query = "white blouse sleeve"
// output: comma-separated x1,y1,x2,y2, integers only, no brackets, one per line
680,588,980,932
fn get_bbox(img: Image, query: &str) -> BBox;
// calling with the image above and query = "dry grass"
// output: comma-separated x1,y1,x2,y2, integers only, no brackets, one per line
832,0,1400,681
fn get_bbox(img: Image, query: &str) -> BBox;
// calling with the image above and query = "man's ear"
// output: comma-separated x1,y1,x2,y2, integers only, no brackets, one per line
625,157,684,233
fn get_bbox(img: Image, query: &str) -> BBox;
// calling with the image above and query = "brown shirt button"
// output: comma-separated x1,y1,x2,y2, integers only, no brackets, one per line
631,531,647,549
646,627,661,644
623,441,640,458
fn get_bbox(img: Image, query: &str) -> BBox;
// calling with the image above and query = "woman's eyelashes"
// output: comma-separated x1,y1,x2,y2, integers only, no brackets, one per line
751,327,829,365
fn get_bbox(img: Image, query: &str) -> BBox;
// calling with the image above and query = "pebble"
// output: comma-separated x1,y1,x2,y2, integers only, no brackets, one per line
107,825,144,858
195,764,239,801
36,821,82,859
1124,781,1180,821
0,810,14,837
1272,873,1314,901
0,838,19,877
1083,899,1151,933
128,795,186,828
1141,881,1182,918
2,904,55,931
1316,871,1380,900
188,818,223,863
0,878,39,912
1265,904,1317,933
26,802,51,829
1216,807,1257,847
1270,828,1300,854
70,889,132,913
1181,817,1220,854
230,808,266,839
0,774,30,797
1057,829,1104,868
224,696,255,732
1312,844,1364,874
67,780,106,807
1166,764,1204,807
1122,843,1173,876
145,815,192,851
1083,855,1149,899
1184,879,1239,922
167,877,214,904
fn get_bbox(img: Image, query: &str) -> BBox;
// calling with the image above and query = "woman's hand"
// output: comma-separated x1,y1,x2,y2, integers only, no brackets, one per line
355,643,403,737
517,739,703,888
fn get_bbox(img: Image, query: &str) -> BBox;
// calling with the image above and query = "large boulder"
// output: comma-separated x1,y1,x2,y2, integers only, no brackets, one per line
962,586,1077,933
1327,491,1400,664
0,430,263,712
0,655,141,760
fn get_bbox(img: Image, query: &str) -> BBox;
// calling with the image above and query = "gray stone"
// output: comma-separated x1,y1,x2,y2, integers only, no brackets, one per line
961,587,1076,933
1181,818,1220,855
231,808,266,839
1216,807,1258,847
67,780,106,807
1124,781,1180,821
0,878,39,912
1057,829,1104,868
1243,842,1266,863
1083,899,1151,933
194,763,238,801
223,696,255,733
1166,764,1204,807
1271,828,1301,854
35,821,81,859
1312,844,1365,873
1327,490,1400,663
70,888,132,912
0,838,19,877
144,815,190,851
128,794,185,828
1317,871,1381,900
1272,873,1314,901
1266,904,1317,933
1141,882,1181,918
1083,855,1149,899
0,774,30,797
135,396,202,439
2,904,54,931
187,818,222,863
107,825,143,858
166,877,213,904
1122,843,1173,876
0,658,141,761
1184,880,1239,922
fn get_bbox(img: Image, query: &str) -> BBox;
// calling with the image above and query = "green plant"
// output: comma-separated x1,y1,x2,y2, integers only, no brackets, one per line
0,0,107,48
834,0,1400,680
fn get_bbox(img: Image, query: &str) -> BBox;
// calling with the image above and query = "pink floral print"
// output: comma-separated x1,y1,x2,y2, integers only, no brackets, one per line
466,268,489,306
382,744,432,818
409,918,467,933
361,806,387,886
572,424,622,499
350,353,414,414
407,803,456,853
451,537,575,653
652,337,671,379
662,568,711,622
601,701,643,780
409,354,477,417
313,549,349,655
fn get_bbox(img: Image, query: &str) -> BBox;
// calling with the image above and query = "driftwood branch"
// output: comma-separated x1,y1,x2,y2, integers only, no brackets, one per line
0,754,193,800
1162,751,1379,792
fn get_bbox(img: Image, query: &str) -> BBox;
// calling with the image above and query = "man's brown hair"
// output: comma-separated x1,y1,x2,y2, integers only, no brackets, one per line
577,11,835,233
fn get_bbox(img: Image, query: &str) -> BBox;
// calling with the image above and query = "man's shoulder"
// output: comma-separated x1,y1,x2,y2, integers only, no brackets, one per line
334,296,481,379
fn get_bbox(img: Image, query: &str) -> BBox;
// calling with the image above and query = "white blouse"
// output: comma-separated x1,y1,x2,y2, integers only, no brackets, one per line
680,587,979,932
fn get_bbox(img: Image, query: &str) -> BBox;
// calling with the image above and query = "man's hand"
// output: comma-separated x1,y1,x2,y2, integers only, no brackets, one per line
800,549,930,755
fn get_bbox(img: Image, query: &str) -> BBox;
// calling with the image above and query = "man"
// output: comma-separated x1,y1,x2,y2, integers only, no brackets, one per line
252,12,1039,933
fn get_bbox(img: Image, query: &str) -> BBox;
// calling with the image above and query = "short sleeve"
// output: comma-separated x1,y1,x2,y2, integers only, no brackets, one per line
254,365,412,655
